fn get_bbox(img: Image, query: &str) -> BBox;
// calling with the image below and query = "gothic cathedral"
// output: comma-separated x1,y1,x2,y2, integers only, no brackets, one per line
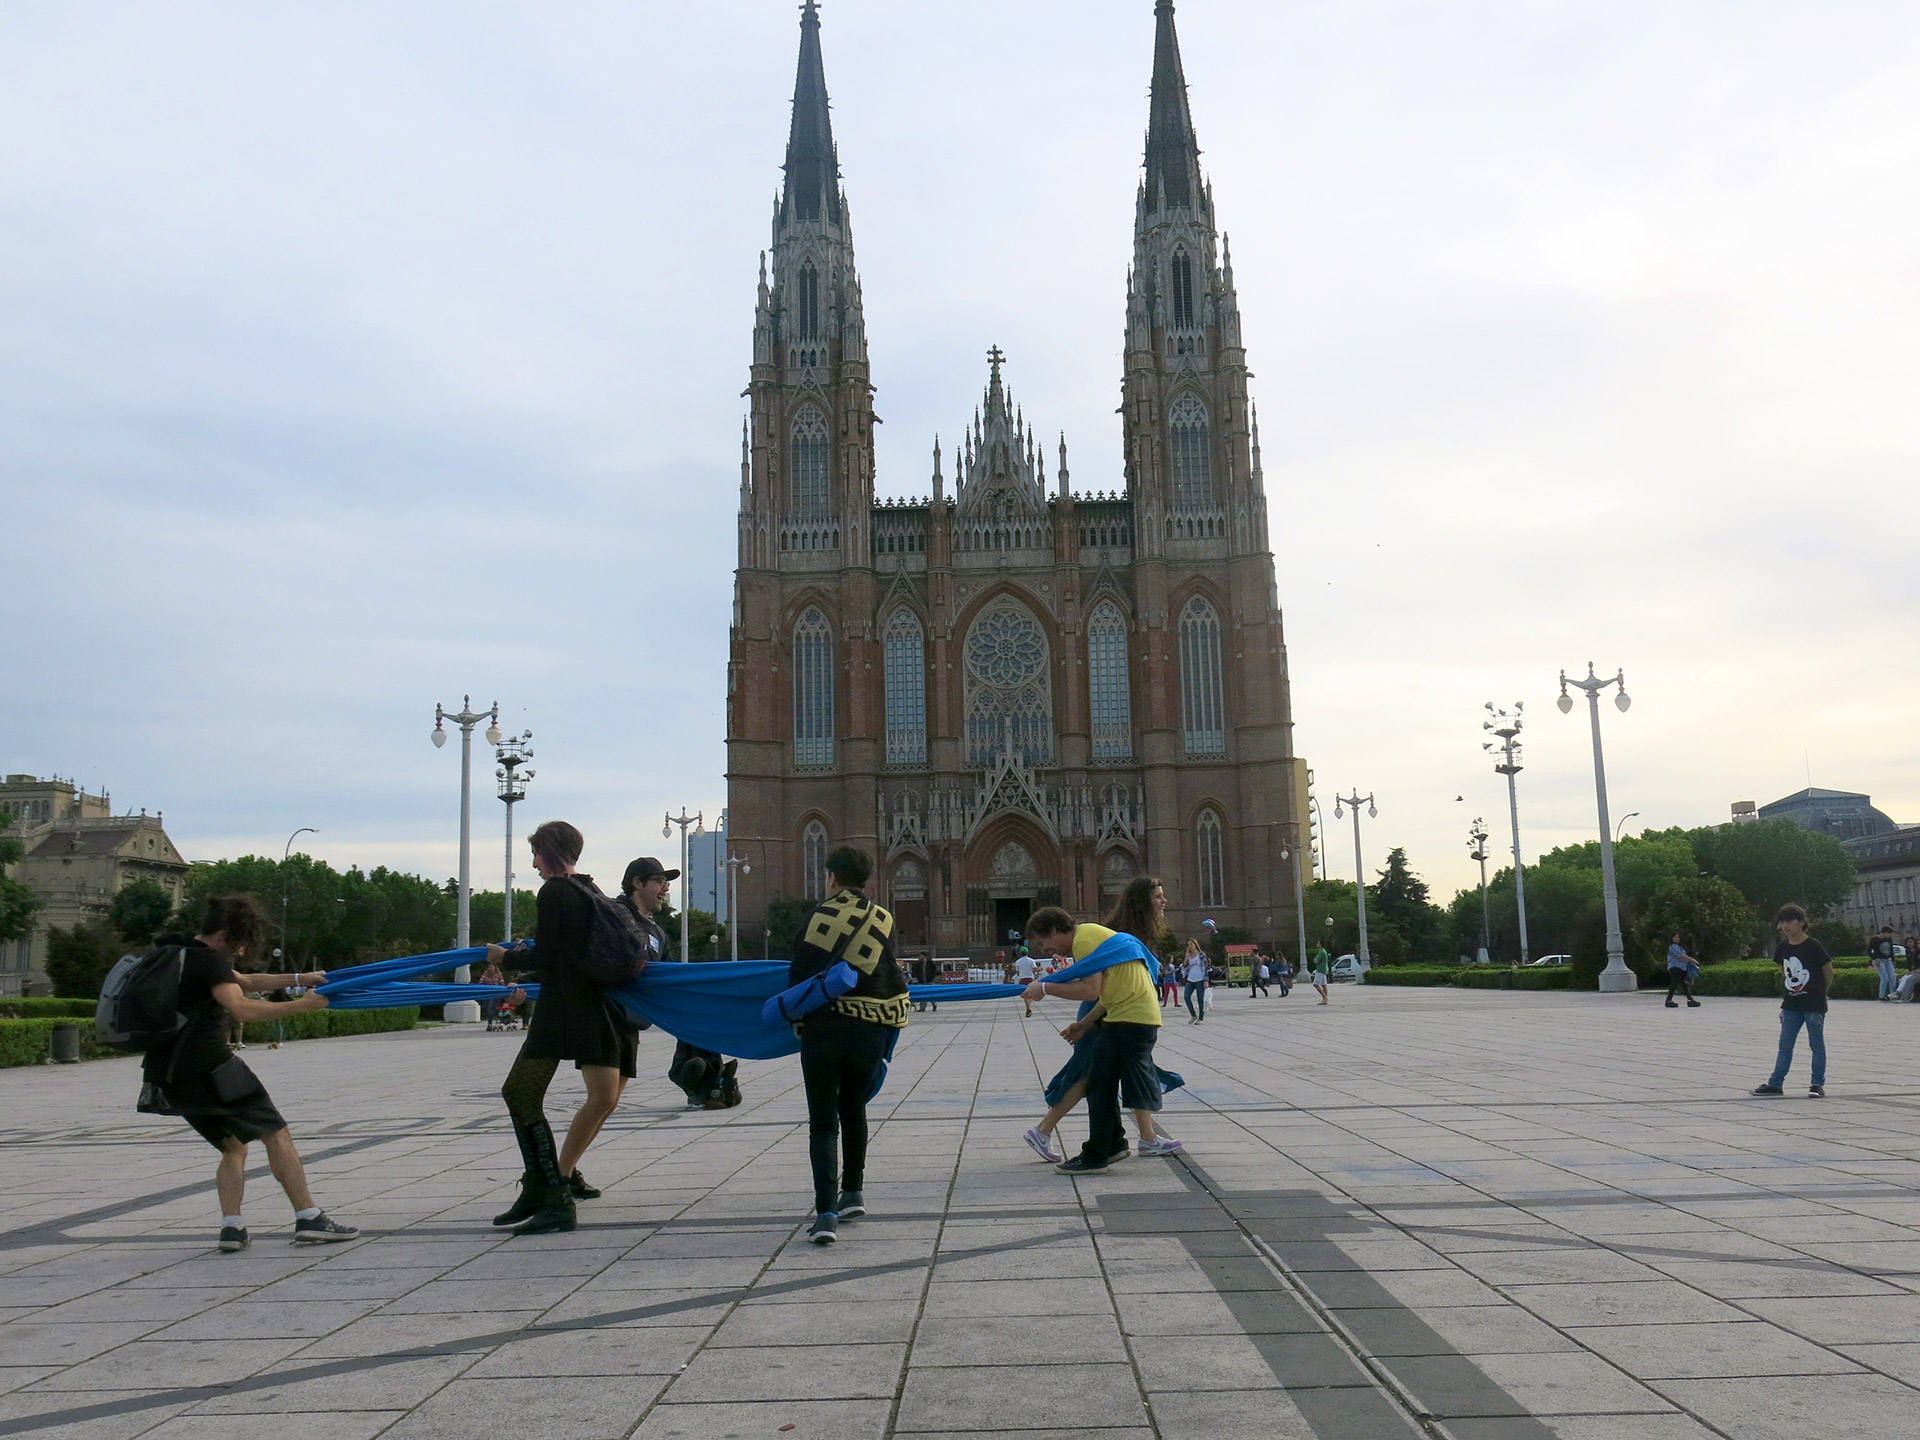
728,1,1306,959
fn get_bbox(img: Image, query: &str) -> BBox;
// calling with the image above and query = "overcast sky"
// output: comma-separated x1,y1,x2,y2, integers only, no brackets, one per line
4,0,1917,906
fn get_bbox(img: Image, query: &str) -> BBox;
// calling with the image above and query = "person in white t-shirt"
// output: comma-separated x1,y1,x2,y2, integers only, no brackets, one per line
1182,941,1210,1024
1014,950,1038,1015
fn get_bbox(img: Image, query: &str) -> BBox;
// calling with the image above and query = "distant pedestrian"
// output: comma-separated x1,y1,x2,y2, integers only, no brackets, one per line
788,846,910,1245
1752,903,1831,1098
1250,955,1270,997
1182,940,1209,1024
135,895,357,1252
1309,945,1331,1005
1869,926,1899,1002
1664,933,1701,1008
1014,949,1038,1016
1276,954,1294,997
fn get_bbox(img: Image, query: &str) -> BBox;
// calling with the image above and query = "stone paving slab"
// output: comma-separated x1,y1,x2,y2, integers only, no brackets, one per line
4,984,1920,1438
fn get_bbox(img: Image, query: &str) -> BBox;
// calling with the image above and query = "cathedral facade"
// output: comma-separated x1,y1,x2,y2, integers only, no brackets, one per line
727,1,1306,958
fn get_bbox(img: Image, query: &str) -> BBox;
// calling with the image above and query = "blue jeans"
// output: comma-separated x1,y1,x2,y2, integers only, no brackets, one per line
1875,958,1896,999
1184,982,1205,1020
1767,1009,1826,1088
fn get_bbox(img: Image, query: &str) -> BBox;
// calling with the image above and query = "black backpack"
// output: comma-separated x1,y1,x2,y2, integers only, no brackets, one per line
95,945,190,1052
567,877,654,987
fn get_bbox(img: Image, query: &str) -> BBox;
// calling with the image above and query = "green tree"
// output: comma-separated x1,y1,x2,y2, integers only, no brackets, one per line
1686,819,1856,950
1535,834,1698,972
109,879,176,944
45,921,126,997
1371,848,1446,964
1302,878,1361,959
764,896,815,959
468,889,539,945
1641,875,1752,963
182,854,454,968
0,815,44,945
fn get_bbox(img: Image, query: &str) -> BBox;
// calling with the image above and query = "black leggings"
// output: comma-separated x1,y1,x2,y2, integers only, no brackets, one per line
1665,969,1695,1001
501,1051,564,1188
799,1023,887,1213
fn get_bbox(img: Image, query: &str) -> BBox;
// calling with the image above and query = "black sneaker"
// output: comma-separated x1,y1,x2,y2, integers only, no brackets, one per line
808,1213,838,1245
1750,1084,1784,1096
568,1170,600,1200
292,1212,359,1244
1107,1147,1132,1164
218,1225,250,1253
1664,1000,1677,1008
1809,1084,1825,1098
836,1190,866,1220
1686,999,1701,1008
1056,1155,1110,1175
511,1195,576,1237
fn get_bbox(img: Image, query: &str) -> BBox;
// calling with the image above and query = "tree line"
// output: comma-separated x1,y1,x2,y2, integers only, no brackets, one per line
41,853,727,998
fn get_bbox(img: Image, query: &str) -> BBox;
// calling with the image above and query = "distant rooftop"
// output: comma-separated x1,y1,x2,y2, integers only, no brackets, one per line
1760,787,1899,841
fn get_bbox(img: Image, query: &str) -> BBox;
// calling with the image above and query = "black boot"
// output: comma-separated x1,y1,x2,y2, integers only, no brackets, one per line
493,1171,545,1228
568,1170,600,1200
512,1117,576,1236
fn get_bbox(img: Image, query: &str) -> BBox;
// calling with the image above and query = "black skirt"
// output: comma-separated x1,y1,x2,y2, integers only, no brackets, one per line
140,1058,288,1148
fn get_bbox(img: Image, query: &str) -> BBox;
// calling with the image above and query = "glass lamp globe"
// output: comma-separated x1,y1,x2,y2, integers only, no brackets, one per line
486,722,502,745
431,728,447,748
1367,805,1377,819
1556,692,1573,714
1615,692,1631,713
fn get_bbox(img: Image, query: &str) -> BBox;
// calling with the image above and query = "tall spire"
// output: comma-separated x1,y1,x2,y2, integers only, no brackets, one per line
1144,0,1200,213
782,1,840,225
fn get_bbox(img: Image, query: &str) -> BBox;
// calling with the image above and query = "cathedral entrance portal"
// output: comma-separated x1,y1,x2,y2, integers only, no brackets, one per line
987,840,1040,955
994,897,1032,952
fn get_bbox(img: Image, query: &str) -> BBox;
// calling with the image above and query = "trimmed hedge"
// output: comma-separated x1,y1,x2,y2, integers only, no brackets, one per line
0,1006,418,1068
0,998,97,1019
1364,967,1459,987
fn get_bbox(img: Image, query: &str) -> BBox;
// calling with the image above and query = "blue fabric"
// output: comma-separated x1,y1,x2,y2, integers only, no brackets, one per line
761,961,860,1026
315,933,1160,1066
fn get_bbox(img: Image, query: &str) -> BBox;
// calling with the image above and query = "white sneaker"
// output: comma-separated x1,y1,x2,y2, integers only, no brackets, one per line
1022,1126,1064,1163
1137,1136,1185,1157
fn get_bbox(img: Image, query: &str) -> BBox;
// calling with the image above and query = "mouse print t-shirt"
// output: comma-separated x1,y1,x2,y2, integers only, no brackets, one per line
1778,938,1832,1014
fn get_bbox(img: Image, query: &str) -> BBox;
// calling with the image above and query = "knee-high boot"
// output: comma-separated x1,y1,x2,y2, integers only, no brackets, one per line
493,1113,555,1227
511,1113,575,1236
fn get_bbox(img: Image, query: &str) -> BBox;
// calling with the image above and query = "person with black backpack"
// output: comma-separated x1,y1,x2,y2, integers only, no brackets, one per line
485,819,649,1237
621,857,740,1111
127,894,358,1253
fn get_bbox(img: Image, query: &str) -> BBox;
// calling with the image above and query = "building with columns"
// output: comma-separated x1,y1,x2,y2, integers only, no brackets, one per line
727,1,1306,958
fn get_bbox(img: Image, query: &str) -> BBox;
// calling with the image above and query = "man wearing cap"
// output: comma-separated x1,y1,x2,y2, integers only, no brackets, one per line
621,858,740,1112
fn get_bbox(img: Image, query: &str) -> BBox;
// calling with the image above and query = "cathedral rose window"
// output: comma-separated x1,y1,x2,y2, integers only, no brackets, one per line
964,599,1053,768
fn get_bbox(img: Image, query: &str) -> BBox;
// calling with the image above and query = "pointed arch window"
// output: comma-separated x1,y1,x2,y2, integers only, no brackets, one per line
791,408,830,521
797,262,820,341
1086,602,1133,760
883,609,927,765
1196,809,1225,907
792,607,835,767
1169,394,1212,508
1170,249,1196,330
963,598,1053,768
1178,595,1226,755
802,820,829,901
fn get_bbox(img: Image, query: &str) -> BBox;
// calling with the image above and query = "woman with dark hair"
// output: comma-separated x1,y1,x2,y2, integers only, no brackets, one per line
137,894,358,1252
1019,876,1181,1164
485,819,639,1236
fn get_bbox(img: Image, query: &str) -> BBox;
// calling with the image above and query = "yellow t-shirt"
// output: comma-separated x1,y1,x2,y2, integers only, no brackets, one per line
1071,924,1162,1028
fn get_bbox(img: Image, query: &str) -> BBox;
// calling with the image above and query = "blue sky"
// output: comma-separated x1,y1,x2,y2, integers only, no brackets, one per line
4,0,1917,900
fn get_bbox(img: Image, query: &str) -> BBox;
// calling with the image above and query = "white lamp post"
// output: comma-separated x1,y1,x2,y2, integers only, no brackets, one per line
433,697,499,1021
664,809,702,961
1483,704,1532,965
1277,833,1310,972
495,732,533,940
726,854,752,961
1559,663,1637,993
1331,791,1376,966
1467,819,1492,965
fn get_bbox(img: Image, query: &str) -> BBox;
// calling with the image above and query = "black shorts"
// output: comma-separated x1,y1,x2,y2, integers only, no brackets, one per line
142,1059,288,1149
1101,1022,1165,1112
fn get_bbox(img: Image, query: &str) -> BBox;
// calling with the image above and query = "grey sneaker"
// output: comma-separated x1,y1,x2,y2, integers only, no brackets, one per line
808,1212,838,1245
292,1211,360,1244
218,1225,249,1253
836,1190,866,1219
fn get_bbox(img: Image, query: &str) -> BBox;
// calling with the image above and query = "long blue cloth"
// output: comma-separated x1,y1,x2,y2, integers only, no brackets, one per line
317,931,1161,1063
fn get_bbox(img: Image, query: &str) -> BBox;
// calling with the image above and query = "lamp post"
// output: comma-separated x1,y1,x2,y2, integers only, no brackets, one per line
1559,663,1637,993
1331,791,1376,966
1483,703,1532,965
725,854,752,961
1467,819,1492,964
1615,811,1640,843
1307,794,1328,881
664,809,703,961
432,696,500,988
1277,829,1310,970
280,827,317,970
495,732,533,941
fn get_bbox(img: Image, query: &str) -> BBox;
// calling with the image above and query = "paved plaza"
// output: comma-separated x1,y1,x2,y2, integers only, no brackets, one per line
3,986,1919,1440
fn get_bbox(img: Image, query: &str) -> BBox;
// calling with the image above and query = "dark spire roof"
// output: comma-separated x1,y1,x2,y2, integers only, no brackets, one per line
1143,0,1200,212
782,1,841,225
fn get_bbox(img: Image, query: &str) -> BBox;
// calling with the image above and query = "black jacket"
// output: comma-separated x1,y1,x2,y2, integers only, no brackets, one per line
787,889,910,1032
521,875,638,1073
